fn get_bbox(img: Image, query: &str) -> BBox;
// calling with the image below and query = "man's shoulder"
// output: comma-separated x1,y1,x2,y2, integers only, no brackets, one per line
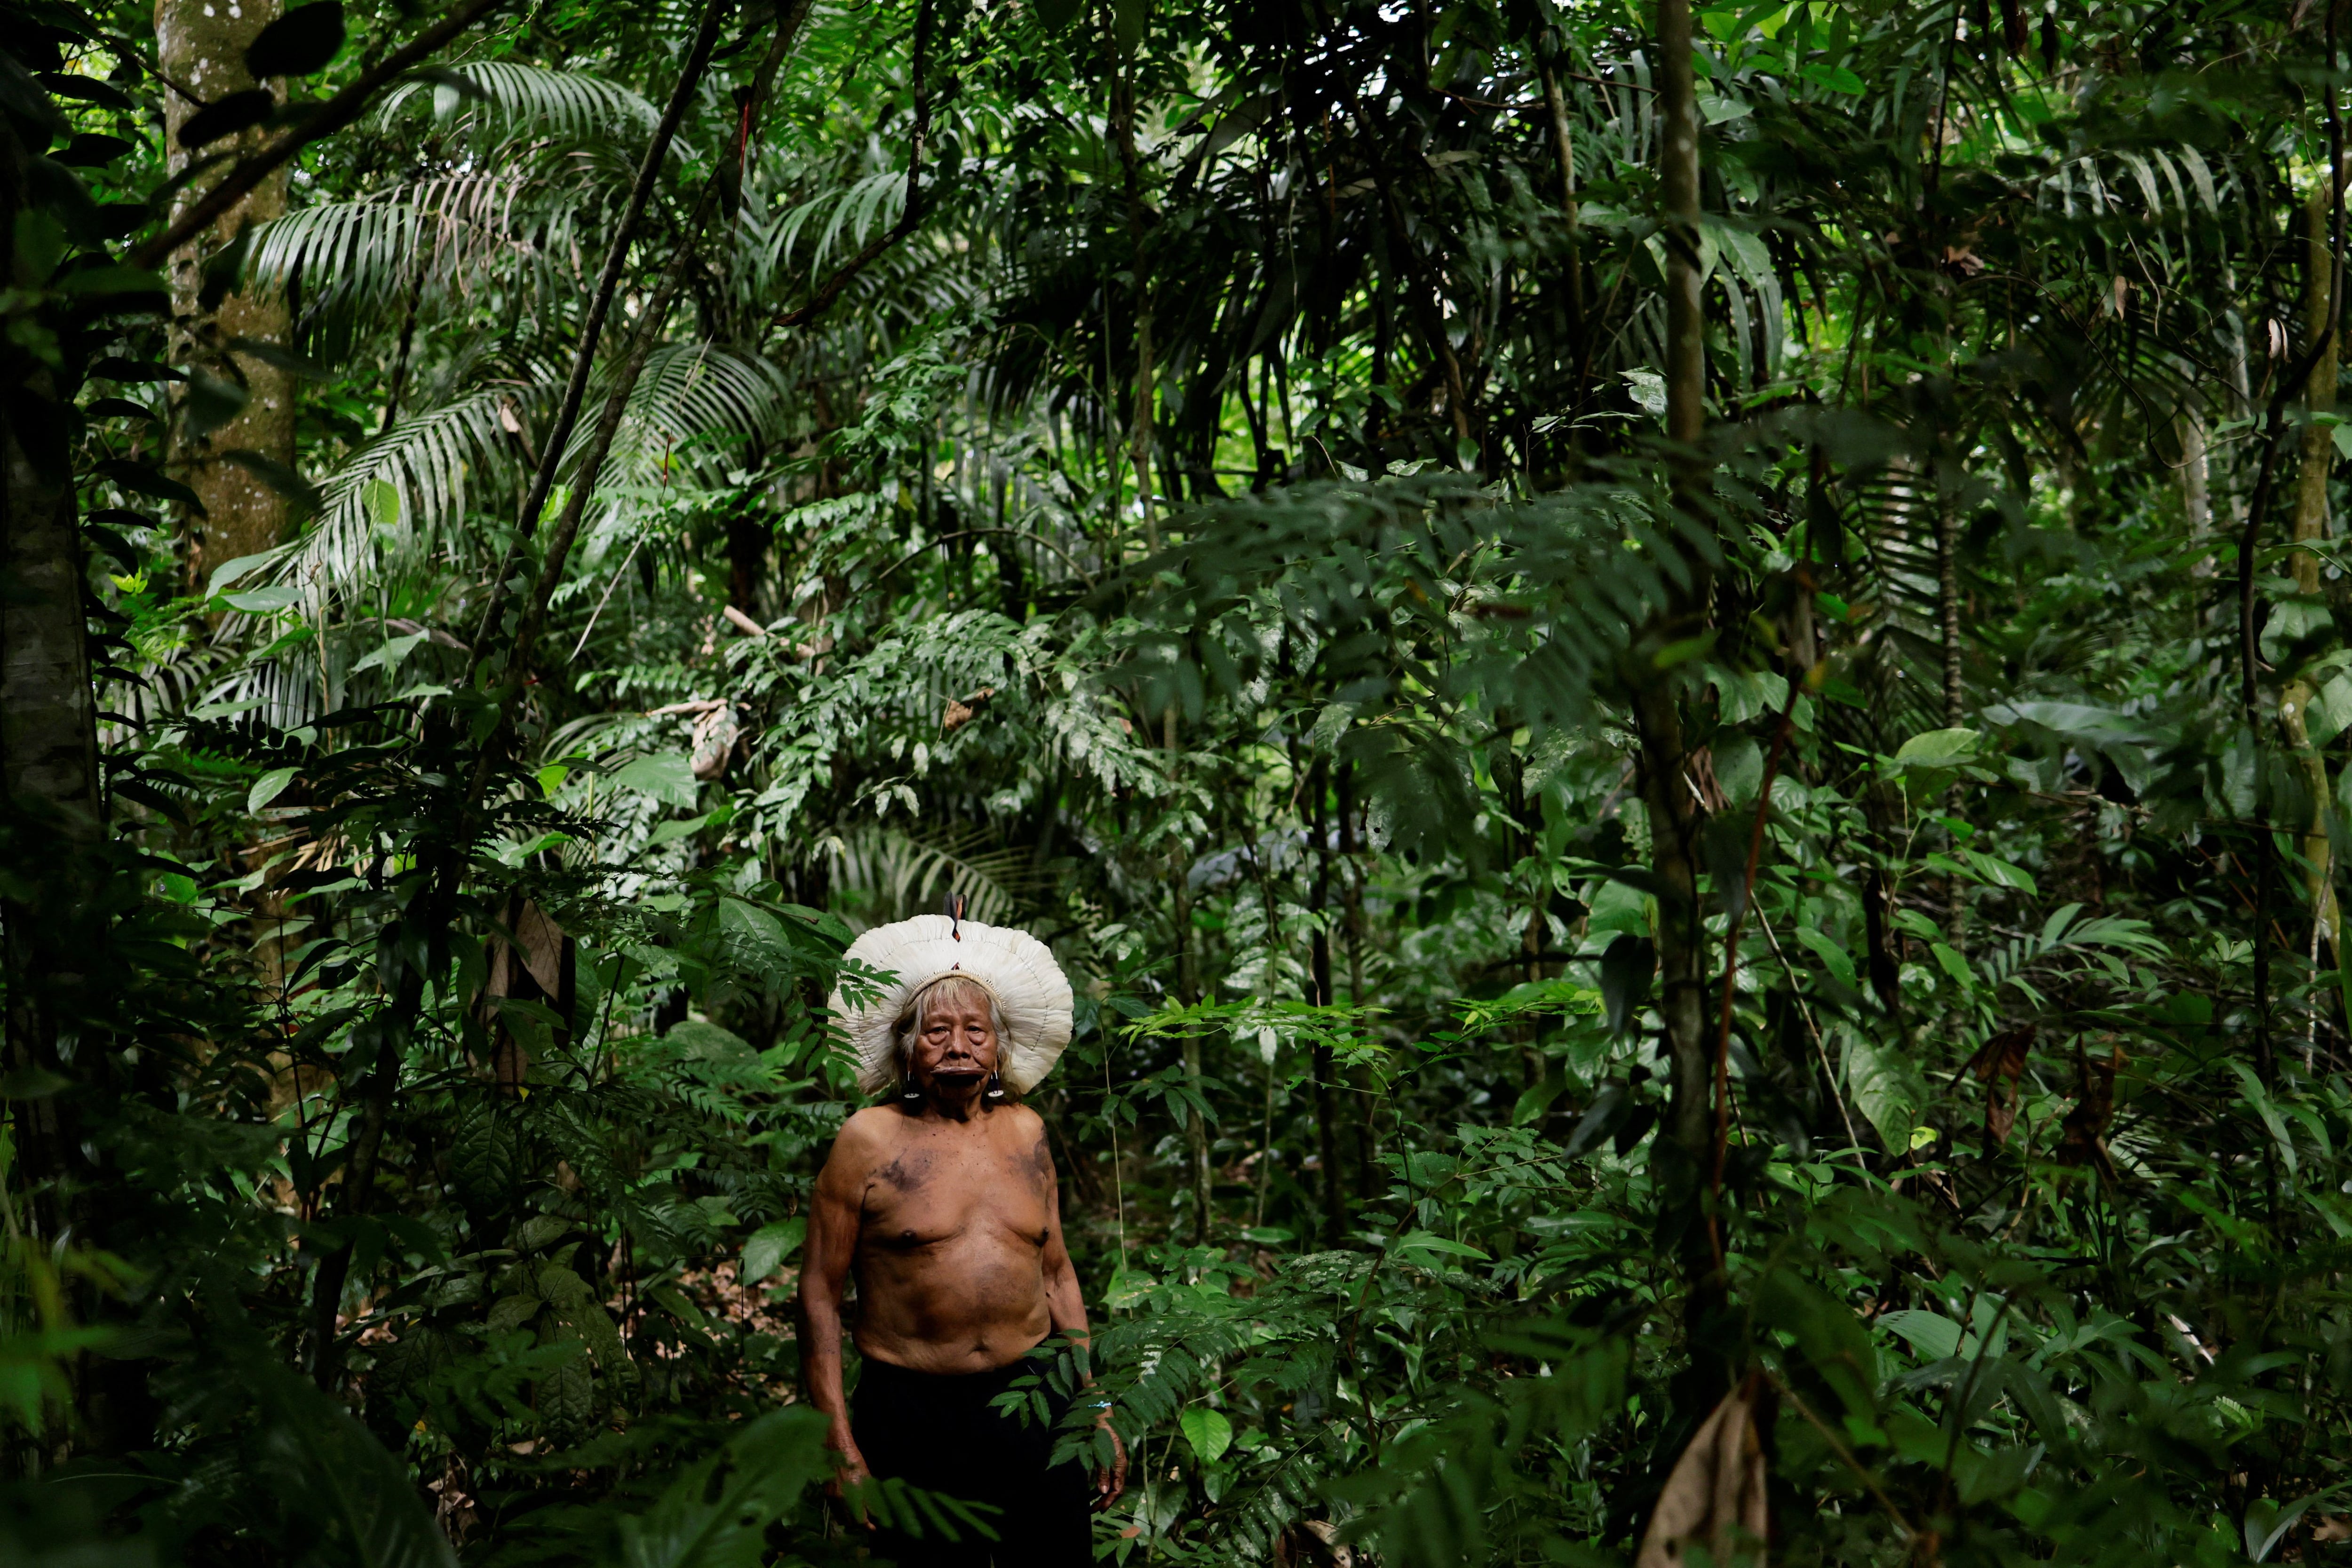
994,1102,1046,1131
993,1102,1049,1145
830,1105,907,1161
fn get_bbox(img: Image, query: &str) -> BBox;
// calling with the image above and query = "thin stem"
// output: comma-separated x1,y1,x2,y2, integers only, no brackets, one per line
1707,674,1802,1272
468,0,737,665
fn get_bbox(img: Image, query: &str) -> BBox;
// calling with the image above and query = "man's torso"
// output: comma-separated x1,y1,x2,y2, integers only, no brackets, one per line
846,1102,1056,1373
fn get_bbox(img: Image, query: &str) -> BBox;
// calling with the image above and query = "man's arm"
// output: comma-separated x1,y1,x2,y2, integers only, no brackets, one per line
1033,1118,1128,1508
799,1114,874,1504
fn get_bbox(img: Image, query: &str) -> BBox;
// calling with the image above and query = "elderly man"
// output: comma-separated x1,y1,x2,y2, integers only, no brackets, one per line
802,914,1126,1567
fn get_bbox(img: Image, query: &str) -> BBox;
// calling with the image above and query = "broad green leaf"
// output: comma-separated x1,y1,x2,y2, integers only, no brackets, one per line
610,752,698,808
242,1353,459,1568
742,1218,806,1283
1844,1033,1926,1151
1892,727,1980,767
617,1409,834,1568
1792,926,1856,988
224,585,302,614
668,1018,753,1061
248,766,299,813
1180,1407,1233,1464
1112,0,1149,55
1877,1308,1963,1361
352,630,428,676
647,811,712,847
363,476,401,529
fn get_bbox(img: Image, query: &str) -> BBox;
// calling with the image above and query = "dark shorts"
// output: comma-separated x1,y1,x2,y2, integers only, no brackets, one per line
850,1354,1095,1568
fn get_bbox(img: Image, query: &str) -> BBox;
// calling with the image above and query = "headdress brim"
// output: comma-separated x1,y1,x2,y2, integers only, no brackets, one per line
826,915,1074,1094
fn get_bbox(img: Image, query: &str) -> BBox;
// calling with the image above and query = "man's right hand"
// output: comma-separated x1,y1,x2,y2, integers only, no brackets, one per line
825,1426,874,1528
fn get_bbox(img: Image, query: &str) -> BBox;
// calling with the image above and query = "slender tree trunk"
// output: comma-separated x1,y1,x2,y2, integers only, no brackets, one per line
1538,51,1584,350
2182,412,2213,576
2280,182,2342,1041
1645,0,1711,1173
1936,465,1967,952
727,510,768,620
1338,763,1377,1191
159,0,297,587
1306,759,1345,1245
1644,0,1730,1400
380,265,426,434
1167,715,1212,1243
1114,59,1156,554
1658,0,1705,459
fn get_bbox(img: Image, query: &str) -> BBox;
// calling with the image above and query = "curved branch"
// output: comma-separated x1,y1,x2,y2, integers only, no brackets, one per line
463,0,734,665
773,0,934,331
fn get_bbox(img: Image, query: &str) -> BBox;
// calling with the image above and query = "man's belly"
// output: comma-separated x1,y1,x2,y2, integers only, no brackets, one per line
851,1232,1053,1374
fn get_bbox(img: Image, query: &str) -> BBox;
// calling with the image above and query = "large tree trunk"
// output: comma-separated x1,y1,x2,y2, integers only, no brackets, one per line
1167,715,1212,1244
159,0,298,587
1538,50,1584,353
0,111,160,1465
0,112,103,1253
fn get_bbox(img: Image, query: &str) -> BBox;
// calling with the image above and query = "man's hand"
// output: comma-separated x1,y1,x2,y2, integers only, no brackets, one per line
1091,1408,1128,1510
825,1423,875,1528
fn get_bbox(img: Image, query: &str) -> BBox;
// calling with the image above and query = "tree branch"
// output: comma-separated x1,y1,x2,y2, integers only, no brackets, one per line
464,0,735,666
773,0,933,330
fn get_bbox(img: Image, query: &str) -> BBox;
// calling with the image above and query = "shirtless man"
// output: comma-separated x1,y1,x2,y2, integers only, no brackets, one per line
801,972,1126,1567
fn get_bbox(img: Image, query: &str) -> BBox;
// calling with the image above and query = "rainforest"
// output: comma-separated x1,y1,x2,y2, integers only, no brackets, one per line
0,0,2344,1565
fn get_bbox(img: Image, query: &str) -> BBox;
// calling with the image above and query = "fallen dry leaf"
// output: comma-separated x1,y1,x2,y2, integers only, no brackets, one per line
2055,1040,2123,1178
1636,1375,1772,1568
943,686,997,733
480,899,572,1094
1276,1520,1354,1567
691,703,740,780
1964,1026,2033,1148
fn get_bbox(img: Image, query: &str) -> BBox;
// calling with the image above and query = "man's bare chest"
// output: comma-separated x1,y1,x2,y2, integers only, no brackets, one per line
859,1128,1052,1254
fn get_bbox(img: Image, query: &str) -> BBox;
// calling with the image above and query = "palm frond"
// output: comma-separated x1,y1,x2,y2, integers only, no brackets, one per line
575,342,796,488
287,383,550,582
280,343,791,584
826,824,1030,931
378,62,660,144
249,173,584,318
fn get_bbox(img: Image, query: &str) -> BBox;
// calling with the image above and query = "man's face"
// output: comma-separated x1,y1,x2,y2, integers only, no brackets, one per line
909,987,999,1088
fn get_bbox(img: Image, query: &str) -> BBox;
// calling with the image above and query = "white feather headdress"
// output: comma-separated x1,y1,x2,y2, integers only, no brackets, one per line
829,915,1074,1095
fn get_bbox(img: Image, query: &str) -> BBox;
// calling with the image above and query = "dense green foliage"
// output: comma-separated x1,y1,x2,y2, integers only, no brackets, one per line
6,0,2352,1565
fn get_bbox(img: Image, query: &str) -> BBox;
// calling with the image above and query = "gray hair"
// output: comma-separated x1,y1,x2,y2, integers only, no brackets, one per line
890,974,1009,1084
